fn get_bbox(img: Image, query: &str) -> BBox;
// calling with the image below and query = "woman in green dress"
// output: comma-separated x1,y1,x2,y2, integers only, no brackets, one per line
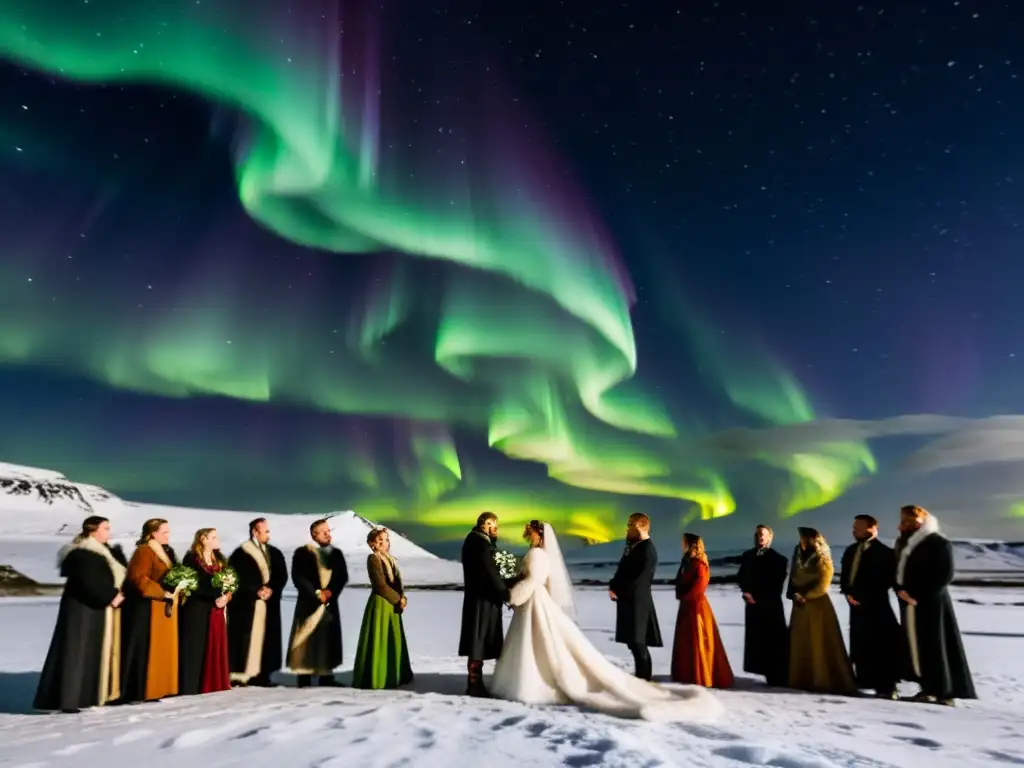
352,527,413,689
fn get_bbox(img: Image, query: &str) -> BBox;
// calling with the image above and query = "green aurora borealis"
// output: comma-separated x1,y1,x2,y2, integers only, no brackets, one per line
0,1,882,543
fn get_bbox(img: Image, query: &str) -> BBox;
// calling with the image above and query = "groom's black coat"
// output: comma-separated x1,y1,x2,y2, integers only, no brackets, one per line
609,538,663,647
458,528,510,660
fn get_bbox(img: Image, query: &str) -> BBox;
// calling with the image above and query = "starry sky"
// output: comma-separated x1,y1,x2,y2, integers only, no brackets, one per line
0,0,1021,552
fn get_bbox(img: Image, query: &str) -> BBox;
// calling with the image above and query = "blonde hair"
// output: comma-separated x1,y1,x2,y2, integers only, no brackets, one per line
811,532,833,563
137,518,168,546
190,527,225,564
683,532,708,565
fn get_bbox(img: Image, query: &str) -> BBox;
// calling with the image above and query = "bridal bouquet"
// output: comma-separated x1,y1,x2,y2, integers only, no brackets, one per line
494,550,519,580
163,564,199,598
212,565,239,595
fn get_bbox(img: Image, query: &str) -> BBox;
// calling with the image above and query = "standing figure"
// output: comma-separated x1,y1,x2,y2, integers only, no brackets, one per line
670,533,734,688
736,525,789,686
120,518,180,703
228,517,289,687
840,514,903,699
895,505,976,706
352,527,413,690
178,528,232,696
34,516,127,713
287,518,348,687
458,511,511,697
787,527,857,696
608,512,662,681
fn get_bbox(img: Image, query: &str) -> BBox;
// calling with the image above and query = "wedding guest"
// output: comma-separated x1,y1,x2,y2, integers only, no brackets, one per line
34,516,127,713
895,505,976,706
787,527,857,695
352,527,413,690
178,528,232,696
608,512,662,681
459,511,510,697
120,518,180,702
287,518,348,687
736,524,789,686
840,514,902,699
228,517,288,687
670,533,734,689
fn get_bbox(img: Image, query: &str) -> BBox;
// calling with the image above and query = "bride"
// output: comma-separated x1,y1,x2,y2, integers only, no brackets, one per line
490,520,724,722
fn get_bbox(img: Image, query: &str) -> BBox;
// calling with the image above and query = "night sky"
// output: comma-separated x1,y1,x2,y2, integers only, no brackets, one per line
0,0,1021,551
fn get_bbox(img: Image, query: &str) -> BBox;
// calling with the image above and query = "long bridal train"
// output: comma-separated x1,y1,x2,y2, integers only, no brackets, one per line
490,525,724,722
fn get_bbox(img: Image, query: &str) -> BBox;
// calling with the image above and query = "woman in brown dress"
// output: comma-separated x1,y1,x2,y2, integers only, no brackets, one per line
120,518,180,702
787,526,857,695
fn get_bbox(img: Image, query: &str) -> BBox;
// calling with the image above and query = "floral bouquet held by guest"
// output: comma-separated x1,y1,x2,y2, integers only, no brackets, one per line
212,565,239,595
163,564,199,616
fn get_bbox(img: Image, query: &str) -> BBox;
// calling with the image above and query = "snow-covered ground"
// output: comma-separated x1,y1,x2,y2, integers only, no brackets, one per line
0,585,1022,767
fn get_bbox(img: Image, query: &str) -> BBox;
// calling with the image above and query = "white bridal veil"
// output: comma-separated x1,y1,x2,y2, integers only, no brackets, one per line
542,523,576,619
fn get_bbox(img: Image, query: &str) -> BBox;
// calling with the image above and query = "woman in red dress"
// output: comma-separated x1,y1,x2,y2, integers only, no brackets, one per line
670,533,734,689
178,528,232,695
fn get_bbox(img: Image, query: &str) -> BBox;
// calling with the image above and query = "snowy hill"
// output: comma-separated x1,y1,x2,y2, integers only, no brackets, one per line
0,462,462,587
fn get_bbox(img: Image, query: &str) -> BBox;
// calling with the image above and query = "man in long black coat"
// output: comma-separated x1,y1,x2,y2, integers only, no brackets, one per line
840,514,903,699
895,505,976,706
228,517,289,687
286,518,348,687
608,512,662,681
459,511,510,697
736,524,789,686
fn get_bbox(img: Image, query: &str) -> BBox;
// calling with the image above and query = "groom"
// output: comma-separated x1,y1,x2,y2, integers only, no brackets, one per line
608,512,662,681
458,512,512,697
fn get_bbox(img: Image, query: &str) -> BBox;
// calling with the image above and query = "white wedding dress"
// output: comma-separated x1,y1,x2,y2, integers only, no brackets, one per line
490,524,724,722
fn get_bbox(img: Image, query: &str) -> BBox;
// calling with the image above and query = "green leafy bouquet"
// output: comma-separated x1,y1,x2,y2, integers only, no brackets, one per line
163,564,199,597
494,550,519,581
212,565,239,594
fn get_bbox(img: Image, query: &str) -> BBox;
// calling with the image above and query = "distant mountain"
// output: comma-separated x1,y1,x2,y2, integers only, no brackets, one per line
0,461,461,586
565,534,1024,580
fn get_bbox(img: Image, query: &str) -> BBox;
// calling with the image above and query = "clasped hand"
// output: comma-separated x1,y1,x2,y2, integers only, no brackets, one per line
896,590,917,606
215,594,230,609
257,586,272,601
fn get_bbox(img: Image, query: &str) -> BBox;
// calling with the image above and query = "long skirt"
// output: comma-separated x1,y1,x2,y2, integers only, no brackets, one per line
351,595,413,690
670,597,735,689
788,597,858,695
201,607,231,694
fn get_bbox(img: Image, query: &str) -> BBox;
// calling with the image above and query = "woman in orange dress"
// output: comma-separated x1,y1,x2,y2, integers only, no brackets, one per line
120,518,180,702
670,533,734,689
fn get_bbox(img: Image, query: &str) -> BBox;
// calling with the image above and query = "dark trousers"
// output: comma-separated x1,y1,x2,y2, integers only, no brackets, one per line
296,675,338,688
628,643,652,681
466,659,485,690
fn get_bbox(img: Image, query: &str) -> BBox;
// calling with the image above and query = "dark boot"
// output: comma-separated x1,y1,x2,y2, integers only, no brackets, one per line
629,644,652,681
466,659,488,696
318,675,342,687
296,675,311,689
